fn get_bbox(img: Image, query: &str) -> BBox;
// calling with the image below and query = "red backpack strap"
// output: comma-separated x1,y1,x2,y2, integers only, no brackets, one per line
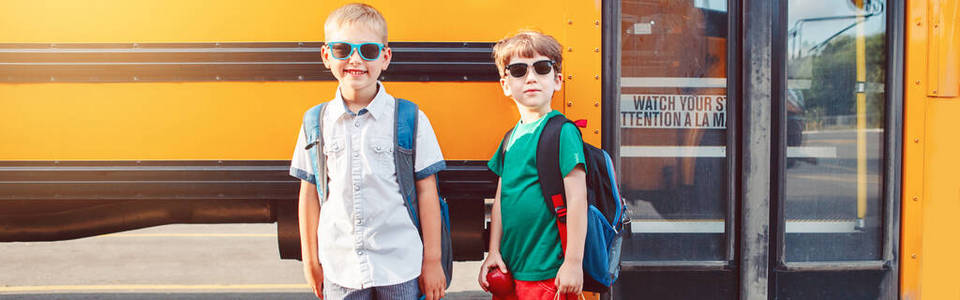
536,114,574,254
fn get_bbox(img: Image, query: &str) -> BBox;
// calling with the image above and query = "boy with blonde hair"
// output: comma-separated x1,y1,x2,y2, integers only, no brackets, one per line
290,3,447,300
478,30,588,300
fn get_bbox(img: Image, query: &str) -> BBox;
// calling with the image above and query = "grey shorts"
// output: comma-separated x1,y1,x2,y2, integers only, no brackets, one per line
323,278,419,300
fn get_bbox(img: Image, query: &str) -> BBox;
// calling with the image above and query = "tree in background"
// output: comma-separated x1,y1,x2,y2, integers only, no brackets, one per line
801,32,886,129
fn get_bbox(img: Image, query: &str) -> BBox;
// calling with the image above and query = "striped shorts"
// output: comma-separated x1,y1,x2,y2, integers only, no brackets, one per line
323,278,419,300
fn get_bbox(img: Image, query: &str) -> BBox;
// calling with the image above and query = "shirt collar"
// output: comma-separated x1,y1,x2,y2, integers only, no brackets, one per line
330,82,393,120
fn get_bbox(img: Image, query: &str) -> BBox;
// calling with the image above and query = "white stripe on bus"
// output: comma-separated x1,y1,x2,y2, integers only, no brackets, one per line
622,77,727,88
620,146,837,158
630,220,859,233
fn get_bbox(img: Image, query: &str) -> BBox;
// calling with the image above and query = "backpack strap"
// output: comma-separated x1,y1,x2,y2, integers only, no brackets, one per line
396,98,454,288
497,128,514,168
396,98,418,150
394,98,420,228
303,102,330,201
536,114,575,254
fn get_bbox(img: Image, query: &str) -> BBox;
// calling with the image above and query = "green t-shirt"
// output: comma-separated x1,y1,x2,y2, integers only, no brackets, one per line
487,110,586,281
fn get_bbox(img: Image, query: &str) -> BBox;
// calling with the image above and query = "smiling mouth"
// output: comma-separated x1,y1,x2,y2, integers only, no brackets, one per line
524,89,541,93
345,70,367,76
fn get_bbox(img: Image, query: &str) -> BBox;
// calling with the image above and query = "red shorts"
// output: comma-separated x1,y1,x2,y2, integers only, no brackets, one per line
491,278,580,300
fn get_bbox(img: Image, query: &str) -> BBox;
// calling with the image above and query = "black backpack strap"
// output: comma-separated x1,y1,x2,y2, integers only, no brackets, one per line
497,128,514,171
536,114,574,253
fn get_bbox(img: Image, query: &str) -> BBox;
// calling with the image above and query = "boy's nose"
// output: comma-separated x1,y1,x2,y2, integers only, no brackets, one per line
347,49,364,63
524,71,539,83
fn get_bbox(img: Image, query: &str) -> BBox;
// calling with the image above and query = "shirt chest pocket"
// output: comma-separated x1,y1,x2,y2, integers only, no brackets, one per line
367,137,394,175
323,137,346,173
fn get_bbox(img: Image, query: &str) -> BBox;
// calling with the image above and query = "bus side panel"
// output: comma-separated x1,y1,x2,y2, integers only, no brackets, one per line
0,0,568,43
903,0,960,299
556,0,602,146
0,82,513,161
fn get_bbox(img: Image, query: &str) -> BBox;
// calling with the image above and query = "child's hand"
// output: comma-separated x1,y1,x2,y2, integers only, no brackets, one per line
420,260,446,300
303,263,324,299
555,260,583,296
478,252,508,292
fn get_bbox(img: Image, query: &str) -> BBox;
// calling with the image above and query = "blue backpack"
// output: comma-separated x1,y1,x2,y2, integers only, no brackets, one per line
301,98,453,288
500,114,629,292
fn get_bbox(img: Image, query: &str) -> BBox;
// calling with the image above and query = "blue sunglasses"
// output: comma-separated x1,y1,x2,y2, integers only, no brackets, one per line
326,41,385,61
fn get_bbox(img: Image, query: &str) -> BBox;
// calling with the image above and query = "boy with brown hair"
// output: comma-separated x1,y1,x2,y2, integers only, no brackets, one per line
478,30,588,300
290,3,447,300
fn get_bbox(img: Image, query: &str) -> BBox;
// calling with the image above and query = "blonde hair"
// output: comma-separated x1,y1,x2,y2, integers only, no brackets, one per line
324,3,388,44
492,30,563,76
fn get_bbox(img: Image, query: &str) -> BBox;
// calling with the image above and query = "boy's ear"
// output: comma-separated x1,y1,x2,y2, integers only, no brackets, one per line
380,46,392,71
554,72,563,93
319,45,332,69
500,77,511,97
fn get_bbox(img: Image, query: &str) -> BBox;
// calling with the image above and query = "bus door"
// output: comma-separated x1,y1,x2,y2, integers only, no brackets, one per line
607,0,901,298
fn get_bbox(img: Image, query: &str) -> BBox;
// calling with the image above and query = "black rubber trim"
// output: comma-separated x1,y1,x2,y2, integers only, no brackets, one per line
0,42,498,82
0,160,497,200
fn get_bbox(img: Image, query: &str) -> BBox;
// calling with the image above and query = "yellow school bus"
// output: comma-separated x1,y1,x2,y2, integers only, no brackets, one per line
1,0,958,299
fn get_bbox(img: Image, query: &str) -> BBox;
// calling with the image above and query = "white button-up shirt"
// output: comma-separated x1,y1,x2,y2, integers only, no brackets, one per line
289,83,445,289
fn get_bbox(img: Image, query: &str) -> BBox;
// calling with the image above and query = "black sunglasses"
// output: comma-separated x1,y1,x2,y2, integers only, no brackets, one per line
504,60,556,78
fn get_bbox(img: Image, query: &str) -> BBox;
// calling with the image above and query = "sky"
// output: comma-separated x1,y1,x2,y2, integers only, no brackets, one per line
788,0,887,56
691,0,887,51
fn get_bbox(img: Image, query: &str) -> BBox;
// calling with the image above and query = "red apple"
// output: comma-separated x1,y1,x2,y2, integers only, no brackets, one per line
486,267,515,297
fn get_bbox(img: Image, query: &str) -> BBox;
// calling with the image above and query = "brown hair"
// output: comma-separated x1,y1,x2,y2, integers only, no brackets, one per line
492,30,563,76
324,3,388,44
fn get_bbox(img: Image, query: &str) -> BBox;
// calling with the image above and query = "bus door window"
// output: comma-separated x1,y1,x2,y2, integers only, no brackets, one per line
783,0,887,261
619,0,730,261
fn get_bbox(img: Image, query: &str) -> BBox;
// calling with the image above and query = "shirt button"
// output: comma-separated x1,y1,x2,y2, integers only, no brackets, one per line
357,250,363,255
353,152,359,158
354,185,359,191
354,122,360,128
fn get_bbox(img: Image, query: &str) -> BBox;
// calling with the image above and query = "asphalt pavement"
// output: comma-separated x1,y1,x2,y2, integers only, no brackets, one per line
0,223,490,300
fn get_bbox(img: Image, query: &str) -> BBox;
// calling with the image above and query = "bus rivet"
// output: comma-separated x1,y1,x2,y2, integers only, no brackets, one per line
567,101,573,107
915,80,920,85
914,138,920,143
568,47,573,52
595,20,600,26
593,129,600,134
594,102,600,107
594,48,600,53
932,90,938,94
594,75,600,80
568,20,573,25
568,75,573,80
912,254,918,259
913,196,919,202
